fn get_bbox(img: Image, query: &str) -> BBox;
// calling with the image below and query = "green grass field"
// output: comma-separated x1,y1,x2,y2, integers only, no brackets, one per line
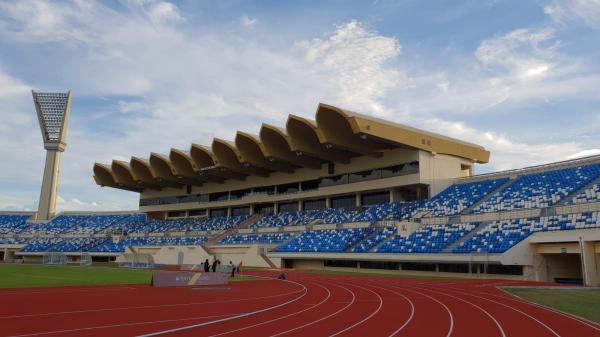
0,264,152,288
0,264,261,288
505,288,600,324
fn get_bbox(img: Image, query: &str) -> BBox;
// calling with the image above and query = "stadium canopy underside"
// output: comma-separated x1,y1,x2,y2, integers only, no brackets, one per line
93,103,490,191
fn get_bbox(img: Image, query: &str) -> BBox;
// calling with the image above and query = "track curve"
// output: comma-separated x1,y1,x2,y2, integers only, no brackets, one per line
2,270,600,337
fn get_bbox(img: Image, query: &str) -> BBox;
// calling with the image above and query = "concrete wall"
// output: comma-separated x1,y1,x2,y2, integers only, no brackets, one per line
129,244,278,268
419,151,473,197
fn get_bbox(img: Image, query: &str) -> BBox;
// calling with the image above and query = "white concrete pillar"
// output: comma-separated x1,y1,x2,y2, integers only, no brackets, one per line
581,239,599,287
36,151,62,220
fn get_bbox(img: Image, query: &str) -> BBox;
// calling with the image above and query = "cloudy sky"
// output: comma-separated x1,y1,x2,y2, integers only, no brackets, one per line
1,0,599,212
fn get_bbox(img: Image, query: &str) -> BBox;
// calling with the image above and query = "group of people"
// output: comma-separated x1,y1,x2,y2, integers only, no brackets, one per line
202,258,220,273
202,258,242,278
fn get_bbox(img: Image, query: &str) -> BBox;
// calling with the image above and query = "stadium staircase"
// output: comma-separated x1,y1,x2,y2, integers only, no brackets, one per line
555,175,600,205
369,231,399,252
237,214,263,230
203,214,263,254
459,177,515,214
345,227,377,252
441,221,490,253
260,252,277,268
412,210,431,220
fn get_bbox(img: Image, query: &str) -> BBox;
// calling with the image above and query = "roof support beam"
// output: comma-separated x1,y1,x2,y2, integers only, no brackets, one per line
130,157,182,189
260,124,324,169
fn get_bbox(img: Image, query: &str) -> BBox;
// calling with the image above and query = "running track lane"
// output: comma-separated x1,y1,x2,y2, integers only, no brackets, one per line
0,279,306,337
2,271,600,337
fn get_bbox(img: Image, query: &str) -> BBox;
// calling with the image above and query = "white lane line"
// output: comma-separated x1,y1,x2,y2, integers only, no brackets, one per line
438,286,561,337
6,314,235,337
270,283,356,337
411,286,506,337
208,281,332,337
137,278,308,337
0,287,303,319
384,283,453,337
362,282,415,337
329,282,384,337
480,287,600,333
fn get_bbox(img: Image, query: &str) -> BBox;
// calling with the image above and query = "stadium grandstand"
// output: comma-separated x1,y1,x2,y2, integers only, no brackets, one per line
2,103,600,287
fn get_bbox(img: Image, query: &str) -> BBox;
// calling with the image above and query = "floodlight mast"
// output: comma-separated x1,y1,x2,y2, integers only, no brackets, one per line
32,90,72,221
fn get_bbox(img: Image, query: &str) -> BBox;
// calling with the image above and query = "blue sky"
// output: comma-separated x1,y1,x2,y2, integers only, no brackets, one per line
1,0,599,211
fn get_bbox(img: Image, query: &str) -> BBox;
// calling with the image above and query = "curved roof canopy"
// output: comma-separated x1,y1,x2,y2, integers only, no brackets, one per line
130,157,182,189
94,102,490,192
236,131,295,173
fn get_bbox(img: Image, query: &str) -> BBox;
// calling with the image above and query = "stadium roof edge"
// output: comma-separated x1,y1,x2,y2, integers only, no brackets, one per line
94,103,490,192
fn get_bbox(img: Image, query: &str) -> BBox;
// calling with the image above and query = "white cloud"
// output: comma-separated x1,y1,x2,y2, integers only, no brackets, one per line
146,1,183,24
241,14,257,29
475,28,557,79
544,0,600,28
118,100,147,113
567,149,600,160
0,2,599,212
56,195,136,212
296,20,401,113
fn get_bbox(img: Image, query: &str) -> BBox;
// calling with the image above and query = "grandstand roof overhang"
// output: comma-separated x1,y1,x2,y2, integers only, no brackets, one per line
94,103,490,192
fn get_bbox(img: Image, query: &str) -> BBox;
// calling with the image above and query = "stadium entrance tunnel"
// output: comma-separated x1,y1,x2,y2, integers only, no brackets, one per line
547,254,583,284
536,251,584,285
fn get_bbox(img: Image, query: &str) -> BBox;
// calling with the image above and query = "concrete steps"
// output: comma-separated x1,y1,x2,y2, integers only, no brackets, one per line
556,175,600,206
441,221,490,253
460,177,515,215
370,230,400,252
260,253,277,268
345,227,377,252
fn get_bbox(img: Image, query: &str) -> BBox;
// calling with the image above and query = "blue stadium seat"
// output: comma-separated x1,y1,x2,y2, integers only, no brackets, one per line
473,164,600,213
453,212,599,254
250,209,337,228
21,238,64,252
566,183,600,204
275,228,373,252
425,178,508,216
219,232,293,245
187,215,250,231
88,236,207,253
0,214,31,234
21,215,87,235
351,226,396,252
376,223,477,253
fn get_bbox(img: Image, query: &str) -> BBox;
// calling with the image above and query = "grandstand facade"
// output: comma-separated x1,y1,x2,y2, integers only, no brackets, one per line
1,103,599,286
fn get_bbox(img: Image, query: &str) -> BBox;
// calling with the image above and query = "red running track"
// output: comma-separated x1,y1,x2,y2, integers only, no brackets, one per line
1,270,599,337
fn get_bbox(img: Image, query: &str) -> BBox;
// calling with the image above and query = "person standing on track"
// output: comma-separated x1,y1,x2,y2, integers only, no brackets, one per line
203,258,210,272
229,261,235,278
212,259,221,272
